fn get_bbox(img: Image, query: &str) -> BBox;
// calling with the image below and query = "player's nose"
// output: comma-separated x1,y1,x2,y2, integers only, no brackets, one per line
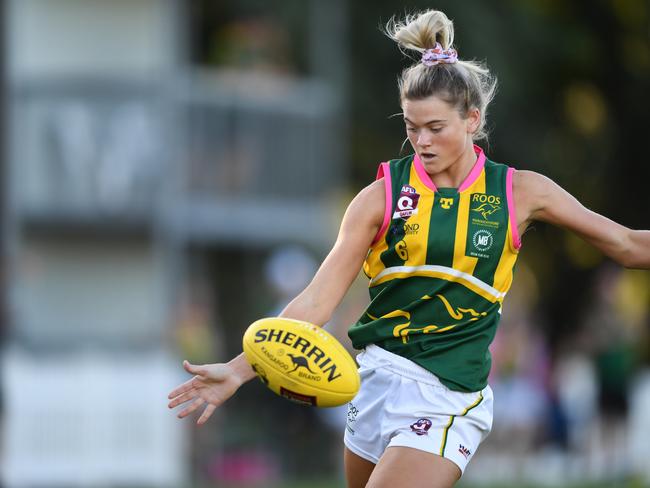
417,132,433,147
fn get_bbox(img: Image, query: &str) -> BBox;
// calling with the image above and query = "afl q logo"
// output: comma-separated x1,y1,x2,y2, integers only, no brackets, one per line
472,230,493,251
393,185,420,219
397,195,414,211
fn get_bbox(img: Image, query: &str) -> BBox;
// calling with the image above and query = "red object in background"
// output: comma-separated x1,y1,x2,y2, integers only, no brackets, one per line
207,450,280,485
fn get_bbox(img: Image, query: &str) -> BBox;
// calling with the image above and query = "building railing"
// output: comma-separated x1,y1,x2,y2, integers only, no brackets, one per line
10,70,343,224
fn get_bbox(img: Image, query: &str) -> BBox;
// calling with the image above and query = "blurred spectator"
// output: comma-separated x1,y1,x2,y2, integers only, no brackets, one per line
553,350,598,453
574,263,649,479
585,265,638,418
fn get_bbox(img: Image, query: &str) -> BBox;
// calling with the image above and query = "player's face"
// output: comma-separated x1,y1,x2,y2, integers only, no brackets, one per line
402,95,479,175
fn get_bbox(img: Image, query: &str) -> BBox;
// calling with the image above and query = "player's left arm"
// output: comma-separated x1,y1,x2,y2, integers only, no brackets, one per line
514,170,650,269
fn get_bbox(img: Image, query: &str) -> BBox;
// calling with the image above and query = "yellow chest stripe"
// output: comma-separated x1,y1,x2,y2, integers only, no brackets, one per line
369,264,506,303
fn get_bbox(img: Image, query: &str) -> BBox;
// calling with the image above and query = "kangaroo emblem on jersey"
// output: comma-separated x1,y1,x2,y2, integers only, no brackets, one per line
393,185,420,219
439,197,454,209
470,194,502,219
472,202,500,220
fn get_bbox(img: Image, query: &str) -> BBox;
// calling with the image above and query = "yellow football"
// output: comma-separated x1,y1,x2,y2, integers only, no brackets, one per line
242,317,360,407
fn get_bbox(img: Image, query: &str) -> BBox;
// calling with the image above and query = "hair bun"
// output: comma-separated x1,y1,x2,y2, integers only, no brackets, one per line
385,10,455,53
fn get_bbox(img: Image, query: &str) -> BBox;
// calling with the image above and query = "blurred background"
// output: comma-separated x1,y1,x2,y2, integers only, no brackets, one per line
0,0,648,487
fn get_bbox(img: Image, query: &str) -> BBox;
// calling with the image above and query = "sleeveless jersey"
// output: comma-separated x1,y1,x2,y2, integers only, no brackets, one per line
348,146,521,392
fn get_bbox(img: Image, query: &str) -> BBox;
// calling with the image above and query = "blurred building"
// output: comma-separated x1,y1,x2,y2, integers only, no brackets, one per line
1,0,348,486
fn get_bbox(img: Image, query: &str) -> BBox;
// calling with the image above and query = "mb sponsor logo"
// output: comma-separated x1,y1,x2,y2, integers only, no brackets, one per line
472,229,493,252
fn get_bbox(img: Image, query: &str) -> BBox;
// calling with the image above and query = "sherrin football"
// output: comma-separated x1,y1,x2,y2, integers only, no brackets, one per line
242,317,360,407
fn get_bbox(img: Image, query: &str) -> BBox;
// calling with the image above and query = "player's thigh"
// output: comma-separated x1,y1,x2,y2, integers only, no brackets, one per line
366,446,461,488
344,447,376,488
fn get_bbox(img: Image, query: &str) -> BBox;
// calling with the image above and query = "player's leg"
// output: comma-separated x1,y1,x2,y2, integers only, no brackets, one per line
366,446,461,488
344,447,376,488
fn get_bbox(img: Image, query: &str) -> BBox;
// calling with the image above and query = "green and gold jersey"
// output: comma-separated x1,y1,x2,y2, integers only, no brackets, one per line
348,146,522,392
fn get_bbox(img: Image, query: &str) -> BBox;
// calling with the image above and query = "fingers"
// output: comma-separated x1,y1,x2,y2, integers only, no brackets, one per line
167,376,199,400
168,389,197,409
171,393,218,425
177,397,204,419
183,360,207,377
197,404,216,425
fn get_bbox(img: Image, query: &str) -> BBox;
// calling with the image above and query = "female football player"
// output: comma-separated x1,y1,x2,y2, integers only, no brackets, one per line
168,9,650,488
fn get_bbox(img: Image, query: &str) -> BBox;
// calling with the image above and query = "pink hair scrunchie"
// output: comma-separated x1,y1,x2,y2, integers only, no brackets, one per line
421,43,458,66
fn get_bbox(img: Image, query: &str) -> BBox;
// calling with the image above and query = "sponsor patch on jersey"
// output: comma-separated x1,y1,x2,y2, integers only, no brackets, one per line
468,229,494,259
393,185,420,219
473,230,493,251
403,223,420,235
470,193,502,229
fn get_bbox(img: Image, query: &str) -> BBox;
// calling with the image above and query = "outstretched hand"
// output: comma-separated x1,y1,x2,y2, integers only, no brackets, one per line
167,360,243,425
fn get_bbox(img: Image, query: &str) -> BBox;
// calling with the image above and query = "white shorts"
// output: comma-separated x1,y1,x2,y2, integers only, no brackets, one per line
343,345,493,474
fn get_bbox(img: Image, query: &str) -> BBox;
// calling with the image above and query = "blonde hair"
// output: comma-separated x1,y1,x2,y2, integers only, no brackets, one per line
385,10,497,141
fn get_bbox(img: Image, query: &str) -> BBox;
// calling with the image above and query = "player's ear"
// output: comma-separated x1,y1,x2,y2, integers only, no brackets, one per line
466,108,480,134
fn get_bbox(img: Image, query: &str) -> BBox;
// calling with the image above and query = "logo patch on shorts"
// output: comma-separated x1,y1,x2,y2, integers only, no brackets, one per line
458,444,472,459
410,418,432,436
346,402,359,435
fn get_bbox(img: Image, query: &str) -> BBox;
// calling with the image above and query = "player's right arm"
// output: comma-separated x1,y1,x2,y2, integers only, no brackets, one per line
168,179,386,424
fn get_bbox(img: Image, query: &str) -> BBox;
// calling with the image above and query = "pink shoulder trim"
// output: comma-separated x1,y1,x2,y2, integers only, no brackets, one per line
506,167,522,250
372,162,392,245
